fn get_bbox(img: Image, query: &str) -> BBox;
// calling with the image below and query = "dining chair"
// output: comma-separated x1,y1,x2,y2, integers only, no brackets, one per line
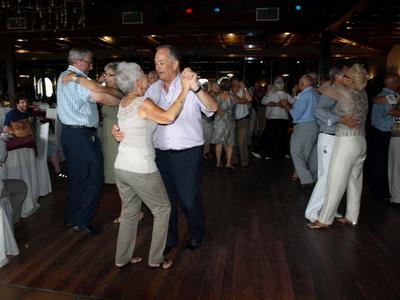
35,122,52,196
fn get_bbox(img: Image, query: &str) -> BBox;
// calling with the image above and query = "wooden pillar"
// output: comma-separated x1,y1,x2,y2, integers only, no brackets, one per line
319,32,333,82
4,39,16,103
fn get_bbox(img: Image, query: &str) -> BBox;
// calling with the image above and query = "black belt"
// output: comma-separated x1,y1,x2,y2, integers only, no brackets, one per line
62,124,96,131
320,132,335,136
236,115,250,121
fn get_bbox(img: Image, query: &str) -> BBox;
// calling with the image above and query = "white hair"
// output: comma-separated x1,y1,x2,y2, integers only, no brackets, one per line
115,62,143,95
273,78,285,91
68,48,92,65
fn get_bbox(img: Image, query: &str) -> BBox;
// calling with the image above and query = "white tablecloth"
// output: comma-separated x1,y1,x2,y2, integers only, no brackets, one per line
0,197,19,267
0,148,40,217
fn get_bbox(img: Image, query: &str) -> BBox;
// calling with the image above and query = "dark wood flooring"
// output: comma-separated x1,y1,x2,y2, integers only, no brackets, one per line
1,158,400,300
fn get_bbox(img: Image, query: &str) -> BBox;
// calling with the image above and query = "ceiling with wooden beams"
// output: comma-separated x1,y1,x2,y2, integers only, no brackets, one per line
0,0,399,61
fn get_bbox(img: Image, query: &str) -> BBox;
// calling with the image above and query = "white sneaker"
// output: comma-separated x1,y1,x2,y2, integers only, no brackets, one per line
251,151,261,159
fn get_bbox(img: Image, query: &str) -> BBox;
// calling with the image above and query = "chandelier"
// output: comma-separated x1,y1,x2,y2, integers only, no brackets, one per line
1,0,86,32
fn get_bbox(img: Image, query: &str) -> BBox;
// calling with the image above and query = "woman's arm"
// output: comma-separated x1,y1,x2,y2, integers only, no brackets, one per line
138,69,193,124
63,72,121,98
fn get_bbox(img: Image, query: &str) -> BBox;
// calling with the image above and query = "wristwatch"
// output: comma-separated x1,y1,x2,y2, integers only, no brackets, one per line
194,85,202,93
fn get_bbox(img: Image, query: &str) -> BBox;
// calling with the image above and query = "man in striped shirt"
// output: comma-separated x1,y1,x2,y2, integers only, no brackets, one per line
57,48,120,235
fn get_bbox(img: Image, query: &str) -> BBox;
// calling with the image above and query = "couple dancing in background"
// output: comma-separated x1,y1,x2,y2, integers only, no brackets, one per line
61,45,217,269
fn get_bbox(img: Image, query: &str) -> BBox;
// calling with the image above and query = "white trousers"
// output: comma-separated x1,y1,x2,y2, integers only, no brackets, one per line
305,133,335,222
318,135,366,225
388,137,400,203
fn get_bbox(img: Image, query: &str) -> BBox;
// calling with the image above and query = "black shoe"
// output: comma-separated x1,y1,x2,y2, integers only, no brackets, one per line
73,225,101,235
185,240,202,252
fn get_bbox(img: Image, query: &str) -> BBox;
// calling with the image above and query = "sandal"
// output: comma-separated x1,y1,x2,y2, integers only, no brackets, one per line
307,220,329,229
149,258,173,270
335,217,356,227
115,256,142,268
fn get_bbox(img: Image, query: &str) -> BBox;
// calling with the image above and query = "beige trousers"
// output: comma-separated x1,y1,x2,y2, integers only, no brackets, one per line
234,118,249,166
388,137,400,203
115,169,171,266
318,135,366,225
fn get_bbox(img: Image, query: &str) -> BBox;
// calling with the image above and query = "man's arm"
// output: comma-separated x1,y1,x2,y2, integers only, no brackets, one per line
387,108,400,118
314,95,341,127
372,94,400,105
188,70,217,112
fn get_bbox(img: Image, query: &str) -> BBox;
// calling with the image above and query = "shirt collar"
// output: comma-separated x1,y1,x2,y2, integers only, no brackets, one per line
382,87,396,94
67,65,88,78
299,86,313,95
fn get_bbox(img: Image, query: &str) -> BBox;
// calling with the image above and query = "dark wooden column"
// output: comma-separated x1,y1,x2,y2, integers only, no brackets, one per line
319,32,333,82
4,39,16,103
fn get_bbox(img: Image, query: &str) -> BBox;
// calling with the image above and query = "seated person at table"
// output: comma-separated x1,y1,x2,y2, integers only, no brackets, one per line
0,139,27,223
3,92,67,179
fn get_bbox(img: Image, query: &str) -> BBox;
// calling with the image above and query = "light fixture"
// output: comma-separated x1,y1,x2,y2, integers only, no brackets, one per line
284,32,291,36
19,74,30,78
213,7,220,13
150,34,157,38
296,60,300,64
295,5,302,11
16,39,27,42
100,36,114,43
245,57,256,61
186,7,193,14
16,49,30,53
227,33,235,37
282,74,289,77
3,0,86,32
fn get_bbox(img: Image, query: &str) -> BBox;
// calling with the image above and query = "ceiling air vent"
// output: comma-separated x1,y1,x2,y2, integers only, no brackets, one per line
122,11,143,24
256,7,279,21
7,17,27,30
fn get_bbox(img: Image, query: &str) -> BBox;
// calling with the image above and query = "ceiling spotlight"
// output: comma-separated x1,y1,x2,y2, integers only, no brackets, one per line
295,5,301,11
213,7,220,13
296,60,300,64
284,32,291,36
186,7,193,14
16,39,27,42
282,74,290,77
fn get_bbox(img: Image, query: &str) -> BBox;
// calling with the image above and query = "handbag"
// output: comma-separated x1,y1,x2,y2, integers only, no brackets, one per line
10,117,34,137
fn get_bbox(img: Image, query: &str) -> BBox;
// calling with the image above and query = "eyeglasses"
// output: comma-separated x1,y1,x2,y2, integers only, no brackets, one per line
343,74,352,80
102,73,115,77
79,58,93,65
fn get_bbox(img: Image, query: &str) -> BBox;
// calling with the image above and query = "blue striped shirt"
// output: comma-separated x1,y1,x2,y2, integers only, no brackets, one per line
371,87,395,132
56,66,99,128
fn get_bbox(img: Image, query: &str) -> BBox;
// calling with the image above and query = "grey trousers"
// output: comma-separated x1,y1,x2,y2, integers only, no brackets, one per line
115,169,171,266
290,122,319,184
1,179,27,223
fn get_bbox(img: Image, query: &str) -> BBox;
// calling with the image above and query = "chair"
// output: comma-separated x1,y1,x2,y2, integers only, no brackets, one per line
0,198,19,268
45,108,64,160
35,122,52,196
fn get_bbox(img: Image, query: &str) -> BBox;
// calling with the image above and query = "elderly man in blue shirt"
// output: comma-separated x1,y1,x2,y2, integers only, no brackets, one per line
281,74,319,188
368,74,400,201
57,48,120,235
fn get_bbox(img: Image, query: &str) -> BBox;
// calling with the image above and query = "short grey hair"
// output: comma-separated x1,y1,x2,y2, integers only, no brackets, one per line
115,62,143,95
156,44,181,64
273,78,285,91
68,48,93,65
104,62,119,72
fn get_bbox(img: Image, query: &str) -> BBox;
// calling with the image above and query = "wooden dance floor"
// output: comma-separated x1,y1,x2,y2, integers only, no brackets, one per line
1,158,400,300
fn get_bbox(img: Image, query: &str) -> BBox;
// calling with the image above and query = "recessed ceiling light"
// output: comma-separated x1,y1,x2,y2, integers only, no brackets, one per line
16,39,27,42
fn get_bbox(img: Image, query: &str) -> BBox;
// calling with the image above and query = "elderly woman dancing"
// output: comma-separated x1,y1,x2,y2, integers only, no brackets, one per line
68,62,195,268
308,63,369,229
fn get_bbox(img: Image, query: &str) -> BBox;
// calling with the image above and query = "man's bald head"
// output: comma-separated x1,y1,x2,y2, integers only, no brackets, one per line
384,73,400,92
299,74,314,91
